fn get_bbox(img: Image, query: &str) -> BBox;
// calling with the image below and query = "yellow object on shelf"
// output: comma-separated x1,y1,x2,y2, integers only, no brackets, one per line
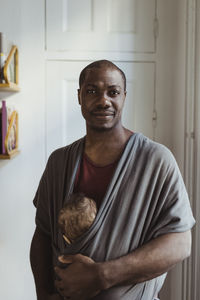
0,110,19,160
3,45,19,84
0,45,19,99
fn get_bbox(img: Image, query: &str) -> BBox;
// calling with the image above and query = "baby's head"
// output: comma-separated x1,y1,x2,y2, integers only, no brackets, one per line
58,193,97,244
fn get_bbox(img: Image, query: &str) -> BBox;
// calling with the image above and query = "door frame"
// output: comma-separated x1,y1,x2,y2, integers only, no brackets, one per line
183,0,200,299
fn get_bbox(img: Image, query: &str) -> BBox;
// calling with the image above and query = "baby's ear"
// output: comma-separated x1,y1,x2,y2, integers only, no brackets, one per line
91,213,96,219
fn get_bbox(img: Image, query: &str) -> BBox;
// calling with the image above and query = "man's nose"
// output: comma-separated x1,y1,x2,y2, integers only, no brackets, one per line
96,93,111,108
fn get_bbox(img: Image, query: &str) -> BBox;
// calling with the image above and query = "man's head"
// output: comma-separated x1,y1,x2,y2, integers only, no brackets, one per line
78,60,127,132
79,60,126,92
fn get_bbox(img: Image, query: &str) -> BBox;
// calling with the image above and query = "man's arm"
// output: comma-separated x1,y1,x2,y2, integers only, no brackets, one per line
55,230,191,299
30,227,60,300
99,230,191,288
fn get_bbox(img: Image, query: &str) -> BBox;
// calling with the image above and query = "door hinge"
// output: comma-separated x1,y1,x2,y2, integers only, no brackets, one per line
154,17,159,39
186,131,195,139
152,109,157,128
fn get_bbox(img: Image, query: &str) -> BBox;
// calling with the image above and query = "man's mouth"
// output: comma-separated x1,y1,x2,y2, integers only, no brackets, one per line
91,110,115,117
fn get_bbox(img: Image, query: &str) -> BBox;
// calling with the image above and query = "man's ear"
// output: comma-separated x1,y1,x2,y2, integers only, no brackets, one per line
123,90,127,102
77,89,81,105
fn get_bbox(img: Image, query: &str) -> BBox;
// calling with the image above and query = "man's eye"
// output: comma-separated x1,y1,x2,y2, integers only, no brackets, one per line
87,89,96,94
110,90,120,96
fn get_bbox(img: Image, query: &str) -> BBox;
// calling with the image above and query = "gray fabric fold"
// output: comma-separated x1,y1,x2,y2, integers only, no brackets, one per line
34,133,195,299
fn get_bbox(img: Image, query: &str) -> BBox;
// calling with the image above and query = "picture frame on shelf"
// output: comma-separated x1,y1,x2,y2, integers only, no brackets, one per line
0,101,19,159
0,32,19,99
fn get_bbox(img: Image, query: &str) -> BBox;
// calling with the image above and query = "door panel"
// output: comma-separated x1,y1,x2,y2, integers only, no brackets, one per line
46,0,156,53
46,61,155,158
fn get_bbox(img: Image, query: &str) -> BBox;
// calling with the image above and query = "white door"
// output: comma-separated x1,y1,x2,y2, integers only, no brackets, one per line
46,0,156,53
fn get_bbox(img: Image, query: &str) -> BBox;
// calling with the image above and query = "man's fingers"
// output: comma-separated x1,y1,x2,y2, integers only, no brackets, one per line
58,253,87,264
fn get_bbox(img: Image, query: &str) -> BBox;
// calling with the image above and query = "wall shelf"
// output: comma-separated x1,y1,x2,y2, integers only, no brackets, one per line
0,82,20,99
0,38,20,159
0,149,19,159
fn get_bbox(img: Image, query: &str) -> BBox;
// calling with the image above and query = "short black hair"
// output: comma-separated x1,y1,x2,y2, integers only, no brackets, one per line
79,60,126,91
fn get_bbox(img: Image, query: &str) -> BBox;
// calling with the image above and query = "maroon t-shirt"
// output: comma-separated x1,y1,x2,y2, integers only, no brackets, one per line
74,153,118,208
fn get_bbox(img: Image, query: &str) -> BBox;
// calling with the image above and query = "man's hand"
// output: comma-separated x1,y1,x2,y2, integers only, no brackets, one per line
54,254,102,300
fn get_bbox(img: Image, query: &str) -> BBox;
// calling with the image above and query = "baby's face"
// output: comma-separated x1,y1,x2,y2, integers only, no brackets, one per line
63,234,72,245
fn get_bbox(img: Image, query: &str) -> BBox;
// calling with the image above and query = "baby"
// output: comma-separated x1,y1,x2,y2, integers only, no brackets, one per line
58,193,97,244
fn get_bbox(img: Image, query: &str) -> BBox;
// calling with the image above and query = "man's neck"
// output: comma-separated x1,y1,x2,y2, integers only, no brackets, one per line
84,126,133,166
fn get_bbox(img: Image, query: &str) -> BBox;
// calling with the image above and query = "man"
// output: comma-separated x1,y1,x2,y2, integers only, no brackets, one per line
30,60,195,300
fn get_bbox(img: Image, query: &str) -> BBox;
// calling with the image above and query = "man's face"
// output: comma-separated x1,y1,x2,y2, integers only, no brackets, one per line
78,66,126,131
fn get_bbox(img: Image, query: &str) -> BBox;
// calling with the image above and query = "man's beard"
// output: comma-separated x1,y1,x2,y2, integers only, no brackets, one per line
88,120,121,132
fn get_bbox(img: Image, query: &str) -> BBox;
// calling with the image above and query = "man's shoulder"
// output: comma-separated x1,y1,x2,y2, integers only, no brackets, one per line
47,137,85,165
134,133,176,166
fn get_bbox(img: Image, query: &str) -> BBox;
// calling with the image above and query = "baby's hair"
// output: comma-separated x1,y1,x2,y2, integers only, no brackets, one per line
58,193,97,243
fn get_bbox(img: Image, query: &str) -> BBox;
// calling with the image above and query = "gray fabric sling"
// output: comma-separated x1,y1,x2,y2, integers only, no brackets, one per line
34,133,195,300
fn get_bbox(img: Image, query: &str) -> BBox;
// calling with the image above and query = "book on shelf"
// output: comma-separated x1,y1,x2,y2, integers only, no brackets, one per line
0,32,5,83
0,100,7,154
0,100,18,155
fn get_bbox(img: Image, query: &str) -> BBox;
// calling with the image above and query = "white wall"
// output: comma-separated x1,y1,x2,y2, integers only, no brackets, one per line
0,0,45,299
